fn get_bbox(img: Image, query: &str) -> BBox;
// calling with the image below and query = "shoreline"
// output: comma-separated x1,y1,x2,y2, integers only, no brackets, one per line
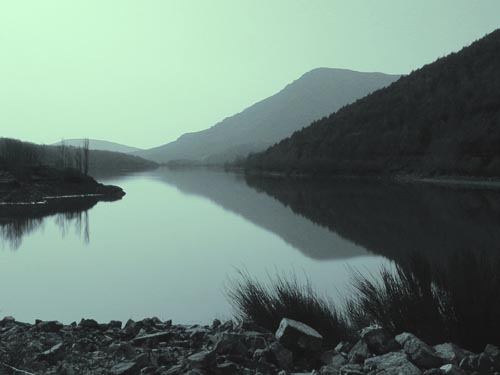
0,316,497,375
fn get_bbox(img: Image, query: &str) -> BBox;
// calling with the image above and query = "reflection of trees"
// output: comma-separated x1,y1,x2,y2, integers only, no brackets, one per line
245,176,500,263
0,199,95,250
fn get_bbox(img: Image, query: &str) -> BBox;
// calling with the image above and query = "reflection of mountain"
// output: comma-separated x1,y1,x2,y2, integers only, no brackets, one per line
0,198,94,250
245,176,500,263
156,168,368,260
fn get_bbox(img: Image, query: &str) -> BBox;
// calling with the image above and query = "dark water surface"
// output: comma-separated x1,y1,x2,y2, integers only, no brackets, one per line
2,168,499,324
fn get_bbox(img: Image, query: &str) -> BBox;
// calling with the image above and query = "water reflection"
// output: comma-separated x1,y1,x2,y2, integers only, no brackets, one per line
157,169,369,260
243,175,500,263
0,199,94,250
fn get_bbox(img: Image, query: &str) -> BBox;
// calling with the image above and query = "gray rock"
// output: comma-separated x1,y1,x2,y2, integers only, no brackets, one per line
37,342,65,364
79,318,100,330
187,350,216,369
433,343,469,366
485,344,500,369
321,350,346,367
339,364,365,375
110,361,142,375
109,320,123,329
360,325,400,355
269,341,294,369
215,361,239,374
276,318,323,352
459,353,494,373
348,340,370,364
214,332,248,356
133,331,171,346
37,320,63,332
335,341,353,354
364,351,422,375
396,332,442,369
440,364,466,375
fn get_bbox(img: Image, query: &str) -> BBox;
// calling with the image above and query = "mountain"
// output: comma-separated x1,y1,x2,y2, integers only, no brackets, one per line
136,68,400,164
53,139,142,154
247,30,500,177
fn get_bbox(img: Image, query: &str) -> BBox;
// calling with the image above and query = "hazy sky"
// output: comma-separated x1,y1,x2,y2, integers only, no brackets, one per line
1,1,499,149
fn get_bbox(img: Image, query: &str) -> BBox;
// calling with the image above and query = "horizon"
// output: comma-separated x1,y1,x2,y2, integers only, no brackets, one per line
1,1,499,149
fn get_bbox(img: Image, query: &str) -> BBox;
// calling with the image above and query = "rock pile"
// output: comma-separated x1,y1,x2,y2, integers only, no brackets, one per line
0,316,498,375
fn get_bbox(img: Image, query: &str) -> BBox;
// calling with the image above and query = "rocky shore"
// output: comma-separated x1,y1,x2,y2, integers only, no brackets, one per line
0,316,498,375
0,166,124,205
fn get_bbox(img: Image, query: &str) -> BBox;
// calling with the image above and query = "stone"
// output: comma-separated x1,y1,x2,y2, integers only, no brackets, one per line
215,361,239,374
339,364,365,375
275,318,323,352
459,353,494,373
187,350,216,369
109,320,123,329
335,341,353,354
212,319,222,329
348,340,370,364
269,341,293,369
396,332,442,369
364,351,422,375
360,325,400,355
110,361,142,375
440,364,466,375
321,350,347,369
37,342,65,364
37,320,63,332
214,332,248,357
133,331,171,346
433,343,469,366
79,318,100,330
485,344,500,369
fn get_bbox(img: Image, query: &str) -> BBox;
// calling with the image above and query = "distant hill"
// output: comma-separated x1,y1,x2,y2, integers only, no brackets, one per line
53,139,142,154
136,68,400,164
247,29,500,178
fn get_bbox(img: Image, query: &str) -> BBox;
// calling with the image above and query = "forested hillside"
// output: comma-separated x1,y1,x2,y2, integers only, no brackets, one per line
247,29,500,177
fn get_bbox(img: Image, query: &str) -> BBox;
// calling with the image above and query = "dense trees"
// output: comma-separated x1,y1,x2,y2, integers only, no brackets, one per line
0,137,157,176
247,29,500,178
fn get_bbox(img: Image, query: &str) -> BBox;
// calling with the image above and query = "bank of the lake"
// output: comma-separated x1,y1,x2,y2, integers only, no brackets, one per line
0,165,125,205
0,315,498,375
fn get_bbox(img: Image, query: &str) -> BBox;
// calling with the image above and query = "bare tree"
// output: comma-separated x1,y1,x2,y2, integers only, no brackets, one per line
83,138,90,175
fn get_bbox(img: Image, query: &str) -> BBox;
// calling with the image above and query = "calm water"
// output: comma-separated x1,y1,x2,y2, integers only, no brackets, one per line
2,168,500,324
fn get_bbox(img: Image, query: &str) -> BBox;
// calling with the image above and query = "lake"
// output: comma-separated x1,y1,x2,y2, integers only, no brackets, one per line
2,168,500,325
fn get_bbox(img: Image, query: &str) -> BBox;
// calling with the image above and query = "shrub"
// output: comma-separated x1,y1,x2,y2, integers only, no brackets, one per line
227,270,353,347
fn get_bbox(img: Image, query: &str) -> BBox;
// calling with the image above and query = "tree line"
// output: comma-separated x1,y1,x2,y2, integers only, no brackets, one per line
0,138,91,175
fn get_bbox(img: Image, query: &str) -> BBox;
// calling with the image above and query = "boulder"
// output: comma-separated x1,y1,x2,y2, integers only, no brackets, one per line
36,342,65,364
214,332,248,357
484,344,500,369
37,320,63,333
275,318,323,352
79,318,100,330
364,351,422,375
187,350,216,369
433,343,469,366
396,332,442,369
348,340,370,364
459,353,494,373
268,341,294,369
360,325,400,355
